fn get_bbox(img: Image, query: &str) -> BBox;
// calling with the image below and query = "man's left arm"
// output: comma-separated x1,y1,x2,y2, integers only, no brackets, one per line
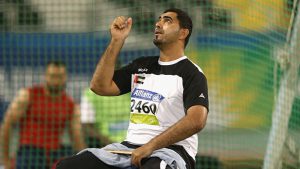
70,104,86,152
131,105,208,167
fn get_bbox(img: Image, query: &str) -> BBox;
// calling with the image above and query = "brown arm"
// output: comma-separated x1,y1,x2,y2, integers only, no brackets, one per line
0,89,29,168
131,105,208,167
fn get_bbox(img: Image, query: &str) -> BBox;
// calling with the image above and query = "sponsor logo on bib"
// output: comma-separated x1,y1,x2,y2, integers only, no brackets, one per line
130,88,165,126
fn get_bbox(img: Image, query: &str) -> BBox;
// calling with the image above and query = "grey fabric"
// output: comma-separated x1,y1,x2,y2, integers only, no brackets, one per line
77,143,186,169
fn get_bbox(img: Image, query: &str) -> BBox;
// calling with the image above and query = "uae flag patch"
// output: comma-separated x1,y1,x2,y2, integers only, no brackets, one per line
134,74,145,84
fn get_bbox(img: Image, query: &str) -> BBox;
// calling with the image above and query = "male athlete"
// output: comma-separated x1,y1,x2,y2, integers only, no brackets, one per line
56,8,208,169
1,61,86,169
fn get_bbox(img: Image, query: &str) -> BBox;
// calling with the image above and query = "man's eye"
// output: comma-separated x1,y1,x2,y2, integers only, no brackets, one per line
165,19,171,23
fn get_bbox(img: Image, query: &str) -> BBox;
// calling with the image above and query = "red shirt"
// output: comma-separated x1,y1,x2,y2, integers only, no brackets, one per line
19,86,75,150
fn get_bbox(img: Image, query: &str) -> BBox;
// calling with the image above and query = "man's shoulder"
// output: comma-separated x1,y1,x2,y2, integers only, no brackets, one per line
26,85,44,98
180,59,205,75
28,85,43,92
176,59,207,83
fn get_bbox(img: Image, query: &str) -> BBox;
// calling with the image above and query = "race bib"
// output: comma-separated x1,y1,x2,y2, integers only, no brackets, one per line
130,88,165,125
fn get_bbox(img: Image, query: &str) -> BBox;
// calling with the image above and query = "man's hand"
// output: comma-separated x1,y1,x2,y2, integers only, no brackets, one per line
110,16,132,41
131,144,154,168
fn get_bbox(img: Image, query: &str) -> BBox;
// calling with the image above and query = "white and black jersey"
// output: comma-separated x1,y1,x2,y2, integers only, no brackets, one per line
113,56,209,158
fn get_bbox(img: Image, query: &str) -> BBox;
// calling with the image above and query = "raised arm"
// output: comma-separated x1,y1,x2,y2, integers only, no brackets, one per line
0,88,29,169
90,16,132,96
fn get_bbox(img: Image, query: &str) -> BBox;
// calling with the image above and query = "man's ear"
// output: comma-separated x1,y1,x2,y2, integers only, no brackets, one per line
179,28,189,40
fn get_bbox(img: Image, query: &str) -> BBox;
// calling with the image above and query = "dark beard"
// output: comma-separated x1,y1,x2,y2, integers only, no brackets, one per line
153,38,163,49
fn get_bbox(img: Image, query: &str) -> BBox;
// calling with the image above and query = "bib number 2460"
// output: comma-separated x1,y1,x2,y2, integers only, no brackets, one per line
130,99,157,115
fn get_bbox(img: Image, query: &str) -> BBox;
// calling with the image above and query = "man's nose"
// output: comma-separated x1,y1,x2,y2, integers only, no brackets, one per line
155,21,161,28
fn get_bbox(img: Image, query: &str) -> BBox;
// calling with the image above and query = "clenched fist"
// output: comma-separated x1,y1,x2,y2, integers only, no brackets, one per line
110,16,132,41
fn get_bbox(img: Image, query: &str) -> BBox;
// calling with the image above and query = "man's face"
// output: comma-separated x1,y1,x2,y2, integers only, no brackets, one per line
45,65,67,95
153,12,181,48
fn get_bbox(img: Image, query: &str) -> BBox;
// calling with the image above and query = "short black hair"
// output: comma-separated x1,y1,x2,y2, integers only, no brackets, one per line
46,60,66,68
163,8,193,48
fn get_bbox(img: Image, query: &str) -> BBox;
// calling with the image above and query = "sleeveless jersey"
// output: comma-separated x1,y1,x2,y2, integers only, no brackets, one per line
19,86,75,150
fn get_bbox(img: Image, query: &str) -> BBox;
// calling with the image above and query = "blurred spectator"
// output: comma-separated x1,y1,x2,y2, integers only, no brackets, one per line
0,61,86,169
80,88,130,147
